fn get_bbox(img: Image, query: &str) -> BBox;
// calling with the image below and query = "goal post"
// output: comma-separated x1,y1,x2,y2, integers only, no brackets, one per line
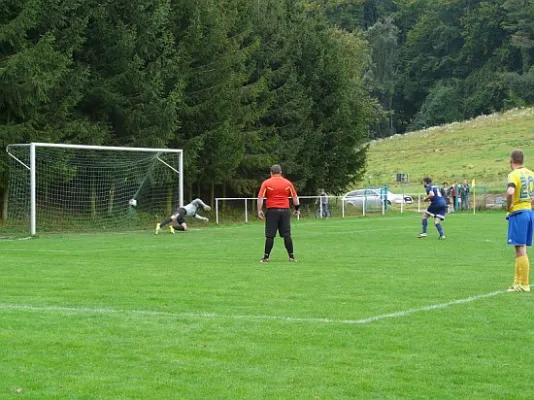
5,143,183,236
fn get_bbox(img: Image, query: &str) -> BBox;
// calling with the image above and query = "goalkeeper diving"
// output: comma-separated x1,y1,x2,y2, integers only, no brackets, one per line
155,198,211,234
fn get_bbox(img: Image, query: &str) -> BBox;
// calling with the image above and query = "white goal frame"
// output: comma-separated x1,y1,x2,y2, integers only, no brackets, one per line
6,142,183,236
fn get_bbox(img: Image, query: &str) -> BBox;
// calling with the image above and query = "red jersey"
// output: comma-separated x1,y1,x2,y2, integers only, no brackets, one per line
258,174,298,209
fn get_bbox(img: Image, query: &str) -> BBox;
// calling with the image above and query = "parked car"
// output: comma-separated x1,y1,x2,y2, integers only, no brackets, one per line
342,189,413,207
386,191,414,204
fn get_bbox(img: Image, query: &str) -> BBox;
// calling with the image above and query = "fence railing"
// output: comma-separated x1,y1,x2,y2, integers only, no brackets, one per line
213,192,502,224
214,195,427,224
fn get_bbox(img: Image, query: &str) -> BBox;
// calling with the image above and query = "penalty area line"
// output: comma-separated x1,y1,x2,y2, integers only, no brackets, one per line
0,288,515,325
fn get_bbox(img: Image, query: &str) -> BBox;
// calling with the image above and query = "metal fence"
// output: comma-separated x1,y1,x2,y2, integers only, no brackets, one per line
214,191,504,224
214,195,428,224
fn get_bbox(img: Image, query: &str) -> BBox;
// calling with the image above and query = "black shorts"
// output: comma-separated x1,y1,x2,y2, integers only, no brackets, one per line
265,208,291,238
172,207,186,225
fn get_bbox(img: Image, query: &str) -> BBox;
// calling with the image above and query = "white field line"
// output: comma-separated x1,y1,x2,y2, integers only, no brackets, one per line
0,288,522,325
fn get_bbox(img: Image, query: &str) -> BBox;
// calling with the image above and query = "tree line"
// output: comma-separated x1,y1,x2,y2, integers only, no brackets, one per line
329,0,534,136
1,0,534,219
0,0,373,218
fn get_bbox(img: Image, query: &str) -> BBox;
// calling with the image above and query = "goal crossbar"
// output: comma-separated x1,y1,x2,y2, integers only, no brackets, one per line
8,142,183,154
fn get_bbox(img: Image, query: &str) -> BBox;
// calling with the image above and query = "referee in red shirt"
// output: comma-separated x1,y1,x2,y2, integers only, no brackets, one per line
257,164,300,262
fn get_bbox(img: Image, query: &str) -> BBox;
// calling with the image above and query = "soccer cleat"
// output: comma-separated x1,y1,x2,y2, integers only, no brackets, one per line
169,226,175,234
417,233,427,238
438,235,446,240
289,257,297,262
260,258,270,263
155,223,161,235
507,284,531,292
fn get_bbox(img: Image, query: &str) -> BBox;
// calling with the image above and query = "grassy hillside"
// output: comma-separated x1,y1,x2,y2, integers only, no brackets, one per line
364,108,534,193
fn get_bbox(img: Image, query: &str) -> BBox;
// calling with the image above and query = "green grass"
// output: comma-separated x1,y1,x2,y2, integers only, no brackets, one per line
1,213,533,399
365,107,534,193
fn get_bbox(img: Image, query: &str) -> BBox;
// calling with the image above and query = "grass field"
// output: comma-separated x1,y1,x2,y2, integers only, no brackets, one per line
1,213,533,399
365,107,534,193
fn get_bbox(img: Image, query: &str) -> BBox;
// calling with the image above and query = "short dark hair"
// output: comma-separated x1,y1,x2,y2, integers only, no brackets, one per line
423,177,432,184
510,149,524,165
270,164,282,174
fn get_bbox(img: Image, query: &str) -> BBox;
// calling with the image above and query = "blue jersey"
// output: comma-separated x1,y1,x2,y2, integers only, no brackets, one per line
426,185,447,206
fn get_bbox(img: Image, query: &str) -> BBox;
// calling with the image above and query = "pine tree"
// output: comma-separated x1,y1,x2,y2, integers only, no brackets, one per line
76,0,182,148
366,17,400,137
168,0,263,201
0,0,97,218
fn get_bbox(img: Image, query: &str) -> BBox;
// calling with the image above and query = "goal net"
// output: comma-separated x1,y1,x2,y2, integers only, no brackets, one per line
5,143,183,236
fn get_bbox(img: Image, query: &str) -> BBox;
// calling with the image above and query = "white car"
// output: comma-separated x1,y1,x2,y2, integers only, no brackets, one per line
386,191,414,204
342,189,413,207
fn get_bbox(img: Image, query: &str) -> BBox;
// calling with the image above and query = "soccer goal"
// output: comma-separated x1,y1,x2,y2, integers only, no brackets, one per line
5,143,183,236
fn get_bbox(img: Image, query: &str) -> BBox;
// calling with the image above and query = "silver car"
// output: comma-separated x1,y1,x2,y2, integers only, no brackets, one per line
386,190,414,204
342,189,413,207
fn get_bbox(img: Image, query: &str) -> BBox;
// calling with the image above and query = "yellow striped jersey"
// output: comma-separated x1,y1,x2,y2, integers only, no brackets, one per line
507,167,534,213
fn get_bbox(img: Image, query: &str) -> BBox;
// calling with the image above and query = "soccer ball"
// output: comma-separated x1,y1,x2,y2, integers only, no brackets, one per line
129,199,137,207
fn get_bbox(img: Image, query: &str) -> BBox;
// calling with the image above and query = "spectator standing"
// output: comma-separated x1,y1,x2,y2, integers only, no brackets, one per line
441,182,451,210
450,181,458,211
462,179,470,210
317,189,330,218
456,181,465,210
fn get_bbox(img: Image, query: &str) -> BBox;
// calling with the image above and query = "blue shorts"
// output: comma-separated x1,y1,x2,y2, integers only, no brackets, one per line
507,210,534,246
425,204,447,220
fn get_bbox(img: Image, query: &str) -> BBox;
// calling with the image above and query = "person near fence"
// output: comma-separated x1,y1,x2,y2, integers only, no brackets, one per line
418,177,447,239
450,181,457,211
456,181,465,210
316,189,330,218
441,182,450,210
155,198,211,234
461,179,470,210
505,149,533,292
257,164,300,262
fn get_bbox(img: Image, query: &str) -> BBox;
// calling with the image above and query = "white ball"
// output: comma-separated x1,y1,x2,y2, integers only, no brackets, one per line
129,199,137,207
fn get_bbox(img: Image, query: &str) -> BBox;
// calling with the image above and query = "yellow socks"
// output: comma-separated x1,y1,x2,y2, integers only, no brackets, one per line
515,255,530,290
514,258,520,285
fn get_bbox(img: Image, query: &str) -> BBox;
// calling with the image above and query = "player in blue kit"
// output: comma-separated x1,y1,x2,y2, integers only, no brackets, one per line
418,177,447,239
